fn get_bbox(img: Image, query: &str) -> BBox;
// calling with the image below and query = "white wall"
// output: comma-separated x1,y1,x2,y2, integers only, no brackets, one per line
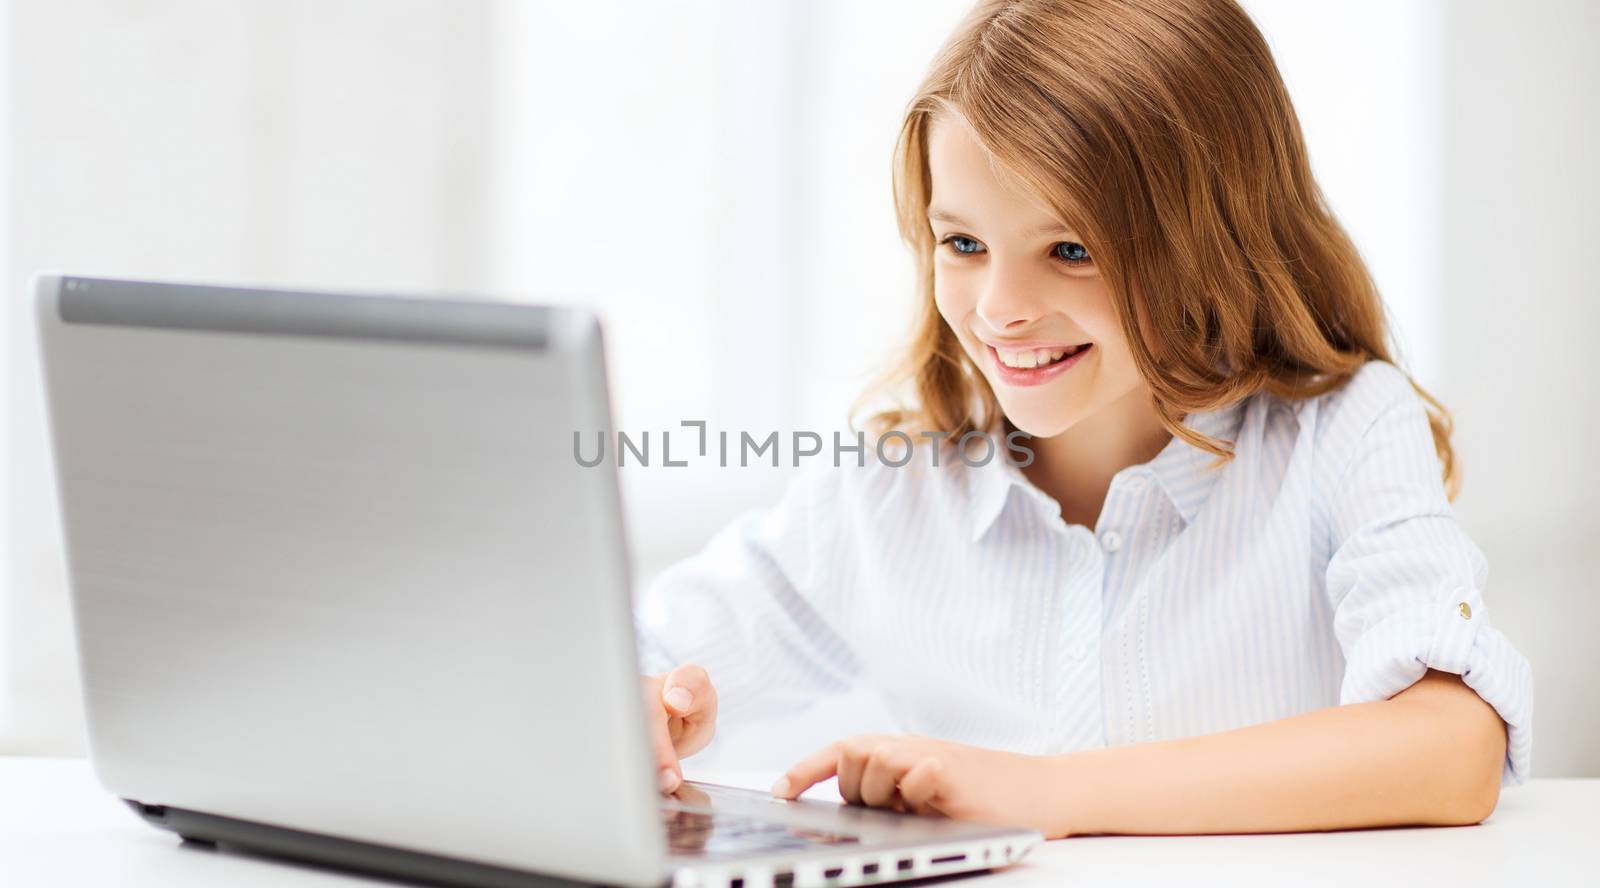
1433,0,1600,779
0,0,14,741
483,0,802,589
1,0,494,754
1242,0,1441,382
2,0,1595,776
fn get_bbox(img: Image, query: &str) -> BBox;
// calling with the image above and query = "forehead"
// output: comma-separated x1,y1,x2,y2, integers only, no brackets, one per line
926,111,1059,228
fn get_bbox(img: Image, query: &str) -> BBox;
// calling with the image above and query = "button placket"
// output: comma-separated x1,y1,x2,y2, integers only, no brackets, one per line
1097,472,1148,556
1045,534,1105,750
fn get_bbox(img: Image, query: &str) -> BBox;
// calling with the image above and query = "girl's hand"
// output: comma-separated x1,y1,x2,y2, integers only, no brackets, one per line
640,663,719,795
770,734,1065,838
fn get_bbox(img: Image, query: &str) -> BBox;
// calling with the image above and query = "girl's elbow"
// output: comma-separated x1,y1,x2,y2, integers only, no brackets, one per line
1435,708,1508,825
1398,669,1508,825
1435,771,1500,826
1467,774,1502,825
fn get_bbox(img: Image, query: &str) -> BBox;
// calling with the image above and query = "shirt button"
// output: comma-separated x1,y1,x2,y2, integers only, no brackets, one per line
1066,640,1089,660
1099,530,1122,553
1458,601,1472,620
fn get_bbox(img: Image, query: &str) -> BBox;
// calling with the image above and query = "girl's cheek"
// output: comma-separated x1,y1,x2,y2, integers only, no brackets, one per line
932,285,966,327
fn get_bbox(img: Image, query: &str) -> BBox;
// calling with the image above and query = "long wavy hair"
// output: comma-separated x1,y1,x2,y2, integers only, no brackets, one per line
856,0,1459,499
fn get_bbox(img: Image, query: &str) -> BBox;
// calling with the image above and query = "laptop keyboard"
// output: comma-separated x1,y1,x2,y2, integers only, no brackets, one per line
661,804,863,861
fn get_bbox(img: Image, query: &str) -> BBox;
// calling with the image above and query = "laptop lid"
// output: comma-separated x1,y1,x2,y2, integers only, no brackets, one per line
35,272,671,887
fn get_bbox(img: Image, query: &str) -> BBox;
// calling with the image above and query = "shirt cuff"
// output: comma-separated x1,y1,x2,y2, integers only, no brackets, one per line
1337,591,1533,787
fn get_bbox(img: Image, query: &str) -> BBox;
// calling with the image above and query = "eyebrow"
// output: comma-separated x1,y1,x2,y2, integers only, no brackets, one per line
926,207,1076,238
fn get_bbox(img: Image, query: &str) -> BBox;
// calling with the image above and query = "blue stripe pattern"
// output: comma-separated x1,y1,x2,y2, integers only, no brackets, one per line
635,360,1533,786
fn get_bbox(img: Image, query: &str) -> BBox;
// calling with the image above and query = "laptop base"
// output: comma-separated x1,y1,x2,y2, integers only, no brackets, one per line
123,798,641,888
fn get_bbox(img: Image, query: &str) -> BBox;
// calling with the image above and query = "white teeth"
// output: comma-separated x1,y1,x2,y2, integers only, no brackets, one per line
996,345,1084,369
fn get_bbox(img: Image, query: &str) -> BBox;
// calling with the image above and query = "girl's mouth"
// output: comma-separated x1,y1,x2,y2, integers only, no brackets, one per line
987,342,1092,387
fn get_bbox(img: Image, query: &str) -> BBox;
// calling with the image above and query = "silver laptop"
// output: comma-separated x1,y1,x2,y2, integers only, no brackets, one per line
34,272,1043,888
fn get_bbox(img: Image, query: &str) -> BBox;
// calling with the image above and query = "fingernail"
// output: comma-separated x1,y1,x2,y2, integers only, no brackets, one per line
664,687,692,711
660,768,680,793
770,777,790,798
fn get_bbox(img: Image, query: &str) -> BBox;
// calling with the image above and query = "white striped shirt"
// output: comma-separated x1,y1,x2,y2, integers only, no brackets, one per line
634,359,1533,786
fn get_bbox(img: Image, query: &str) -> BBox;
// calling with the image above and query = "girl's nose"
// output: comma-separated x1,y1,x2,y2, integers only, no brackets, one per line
975,263,1051,332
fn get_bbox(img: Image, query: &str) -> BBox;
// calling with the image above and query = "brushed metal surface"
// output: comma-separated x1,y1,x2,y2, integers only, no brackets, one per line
35,273,670,887
57,274,550,351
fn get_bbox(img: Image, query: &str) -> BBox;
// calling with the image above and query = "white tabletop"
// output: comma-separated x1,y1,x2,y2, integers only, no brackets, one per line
1,757,1592,887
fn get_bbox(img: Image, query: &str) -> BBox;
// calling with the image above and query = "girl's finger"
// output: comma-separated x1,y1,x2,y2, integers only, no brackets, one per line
897,757,945,816
772,740,843,799
836,736,885,805
857,741,907,808
640,677,683,792
662,663,716,721
668,713,712,762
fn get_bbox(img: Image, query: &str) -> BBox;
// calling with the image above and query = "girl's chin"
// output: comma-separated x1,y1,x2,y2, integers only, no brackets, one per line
995,404,1080,440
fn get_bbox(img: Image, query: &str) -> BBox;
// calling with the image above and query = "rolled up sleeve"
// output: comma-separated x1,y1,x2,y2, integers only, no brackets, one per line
1323,369,1533,786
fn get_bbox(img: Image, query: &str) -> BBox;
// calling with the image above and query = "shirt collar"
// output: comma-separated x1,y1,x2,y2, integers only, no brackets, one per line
966,398,1250,542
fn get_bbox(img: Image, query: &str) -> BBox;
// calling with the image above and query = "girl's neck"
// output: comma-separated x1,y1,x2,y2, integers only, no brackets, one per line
1018,387,1174,531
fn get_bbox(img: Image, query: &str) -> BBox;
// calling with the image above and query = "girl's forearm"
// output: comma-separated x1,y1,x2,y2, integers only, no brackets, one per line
1046,669,1507,837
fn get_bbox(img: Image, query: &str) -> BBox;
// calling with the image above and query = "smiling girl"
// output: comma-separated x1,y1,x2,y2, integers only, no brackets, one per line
634,0,1531,838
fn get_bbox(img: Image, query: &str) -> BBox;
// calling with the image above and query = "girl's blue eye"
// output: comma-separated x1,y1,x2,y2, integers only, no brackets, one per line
1052,242,1091,265
936,235,1093,267
946,235,983,255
